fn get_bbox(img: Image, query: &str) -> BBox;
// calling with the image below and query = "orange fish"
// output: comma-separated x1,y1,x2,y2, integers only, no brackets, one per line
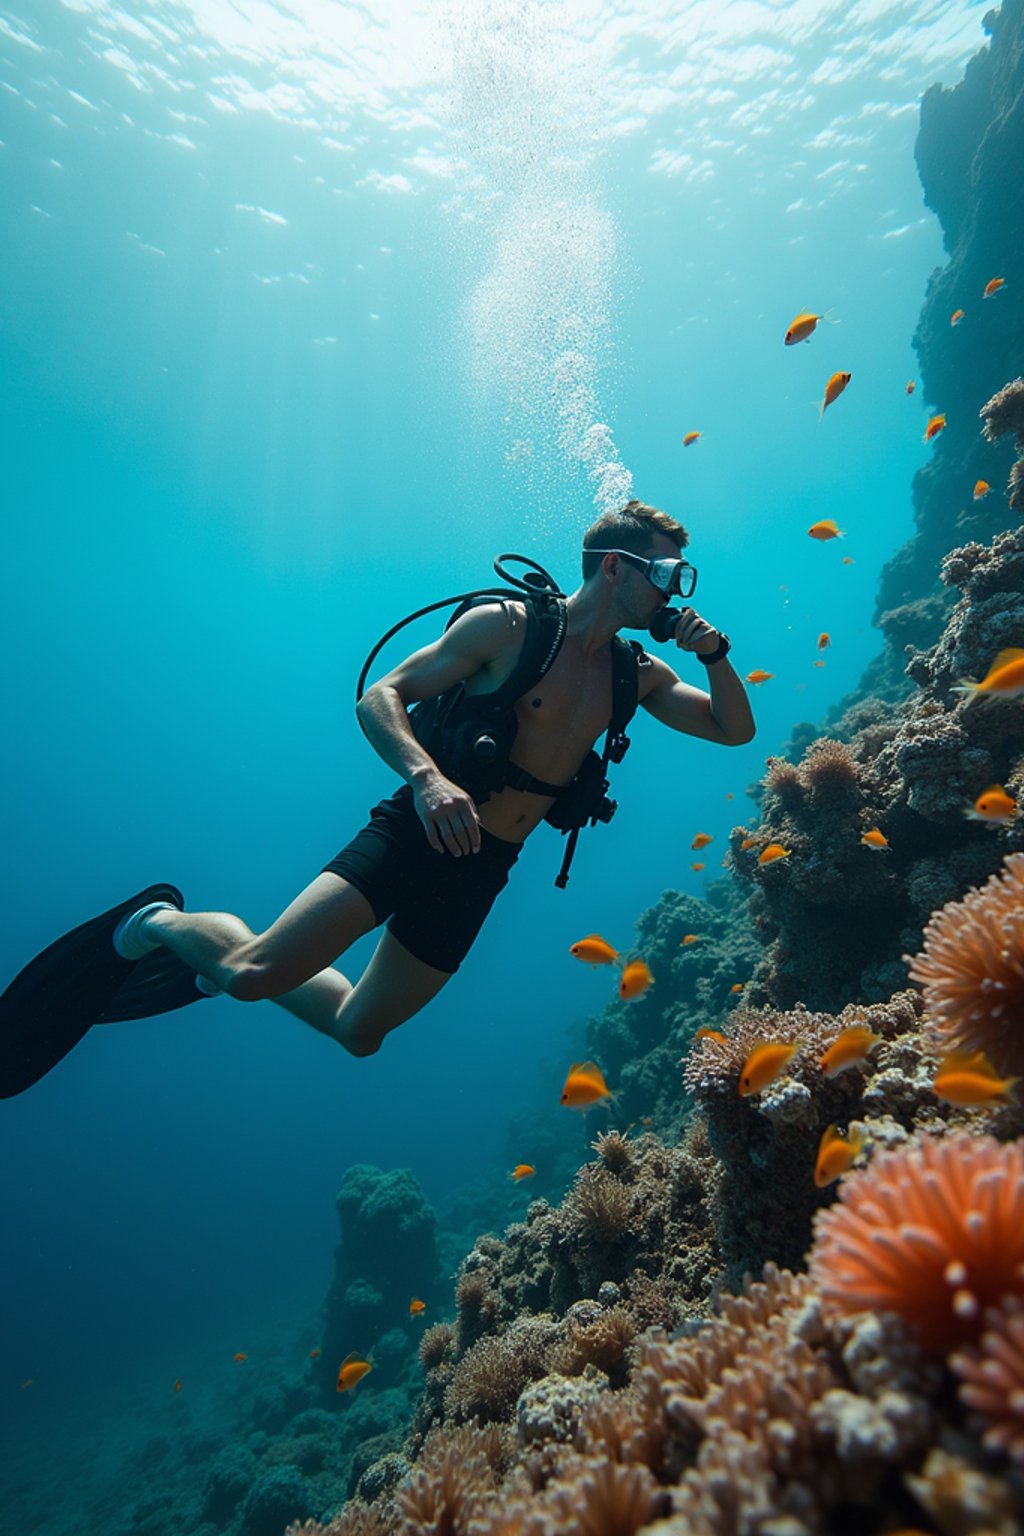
739,1041,798,1097
817,633,830,650
726,792,734,800
409,1298,426,1316
746,669,773,685
682,431,701,446
758,843,791,865
785,309,833,346
233,1353,248,1363
814,1124,866,1187
955,648,1024,702
337,1353,373,1392
819,1025,883,1078
511,1163,536,1182
695,1028,727,1044
174,1380,182,1393
691,862,705,872
973,479,990,500
983,277,1005,297
808,519,843,540
841,556,854,565
861,828,889,850
813,660,826,668
906,380,916,395
729,982,745,993
932,1050,1019,1107
739,837,756,851
309,1349,321,1359
965,785,1018,824
619,959,653,1000
819,371,851,418
570,934,618,966
950,308,964,327
691,832,713,850
561,1060,612,1111
924,413,946,442
681,933,700,945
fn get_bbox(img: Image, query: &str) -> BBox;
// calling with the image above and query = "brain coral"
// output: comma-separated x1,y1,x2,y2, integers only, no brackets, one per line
810,1132,1024,1353
905,850,1024,1076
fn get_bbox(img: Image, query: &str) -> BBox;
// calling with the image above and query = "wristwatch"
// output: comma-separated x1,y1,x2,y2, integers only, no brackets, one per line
696,632,731,666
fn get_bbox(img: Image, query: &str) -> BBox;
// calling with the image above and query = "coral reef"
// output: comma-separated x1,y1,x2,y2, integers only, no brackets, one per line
981,376,1024,509
906,850,1024,1075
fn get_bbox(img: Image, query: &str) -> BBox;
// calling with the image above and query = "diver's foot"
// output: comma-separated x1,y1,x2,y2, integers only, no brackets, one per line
112,901,178,961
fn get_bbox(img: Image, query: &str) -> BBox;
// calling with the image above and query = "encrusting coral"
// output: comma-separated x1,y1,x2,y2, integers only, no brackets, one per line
981,377,1024,509
905,850,1024,1076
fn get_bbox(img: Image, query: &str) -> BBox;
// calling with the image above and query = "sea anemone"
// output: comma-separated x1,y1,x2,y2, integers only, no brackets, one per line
949,1294,1024,1462
590,1130,634,1176
904,851,1024,1077
810,1133,1024,1353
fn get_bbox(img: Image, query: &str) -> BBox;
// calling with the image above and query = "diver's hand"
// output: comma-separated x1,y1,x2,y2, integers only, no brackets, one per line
411,771,482,856
672,607,720,656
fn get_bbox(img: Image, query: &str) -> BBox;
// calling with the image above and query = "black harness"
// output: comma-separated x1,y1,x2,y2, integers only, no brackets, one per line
357,556,645,888
409,593,643,888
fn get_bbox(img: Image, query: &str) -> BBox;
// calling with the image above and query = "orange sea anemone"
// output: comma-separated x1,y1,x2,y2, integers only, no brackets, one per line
905,852,1024,1077
950,1295,1024,1463
809,1133,1024,1354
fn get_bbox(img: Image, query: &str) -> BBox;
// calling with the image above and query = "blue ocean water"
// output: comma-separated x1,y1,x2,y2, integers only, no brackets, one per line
0,0,992,1516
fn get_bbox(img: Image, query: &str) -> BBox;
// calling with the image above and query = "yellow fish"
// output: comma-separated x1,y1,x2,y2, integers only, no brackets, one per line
785,309,833,346
814,1124,866,1188
570,934,618,966
739,1041,798,1097
511,1163,536,1182
746,669,773,685
337,1353,373,1392
965,785,1018,823
560,1060,612,1112
691,832,713,850
682,431,701,446
619,959,653,1000
819,370,851,418
819,1025,882,1078
808,519,843,541
861,828,889,850
758,843,791,865
932,1050,1019,1107
955,648,1024,702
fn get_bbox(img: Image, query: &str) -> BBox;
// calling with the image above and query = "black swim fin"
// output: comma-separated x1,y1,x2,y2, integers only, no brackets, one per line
0,883,206,1099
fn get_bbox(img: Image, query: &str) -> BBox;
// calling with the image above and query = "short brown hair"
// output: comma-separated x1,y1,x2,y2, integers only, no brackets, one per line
582,499,689,580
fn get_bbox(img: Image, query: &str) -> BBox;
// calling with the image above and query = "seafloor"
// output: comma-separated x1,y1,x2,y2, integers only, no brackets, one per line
13,2,1024,1533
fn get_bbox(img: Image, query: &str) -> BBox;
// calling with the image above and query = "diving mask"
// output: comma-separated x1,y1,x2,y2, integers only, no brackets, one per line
587,548,698,599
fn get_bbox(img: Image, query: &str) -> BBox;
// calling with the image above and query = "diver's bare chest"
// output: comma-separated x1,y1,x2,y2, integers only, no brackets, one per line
512,643,612,753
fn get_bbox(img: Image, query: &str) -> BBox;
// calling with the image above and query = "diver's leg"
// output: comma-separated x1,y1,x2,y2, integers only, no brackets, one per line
331,929,453,1057
139,875,379,1045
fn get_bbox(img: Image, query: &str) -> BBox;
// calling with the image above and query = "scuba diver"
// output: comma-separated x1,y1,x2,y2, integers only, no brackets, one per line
0,500,755,1096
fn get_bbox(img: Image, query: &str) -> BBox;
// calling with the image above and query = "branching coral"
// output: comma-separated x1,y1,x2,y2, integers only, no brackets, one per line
950,1295,1024,1463
810,1132,1024,1353
905,850,1024,1076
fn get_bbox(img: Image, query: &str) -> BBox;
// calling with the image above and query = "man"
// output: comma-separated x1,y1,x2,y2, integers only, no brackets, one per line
0,501,754,1092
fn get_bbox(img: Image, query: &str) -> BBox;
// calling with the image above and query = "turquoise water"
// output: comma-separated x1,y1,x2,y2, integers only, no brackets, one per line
0,0,991,1517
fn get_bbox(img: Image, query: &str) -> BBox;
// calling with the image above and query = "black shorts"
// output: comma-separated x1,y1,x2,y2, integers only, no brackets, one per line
321,785,522,974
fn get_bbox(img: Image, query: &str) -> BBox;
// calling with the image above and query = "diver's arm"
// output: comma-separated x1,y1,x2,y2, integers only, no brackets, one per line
639,651,755,745
356,603,522,855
